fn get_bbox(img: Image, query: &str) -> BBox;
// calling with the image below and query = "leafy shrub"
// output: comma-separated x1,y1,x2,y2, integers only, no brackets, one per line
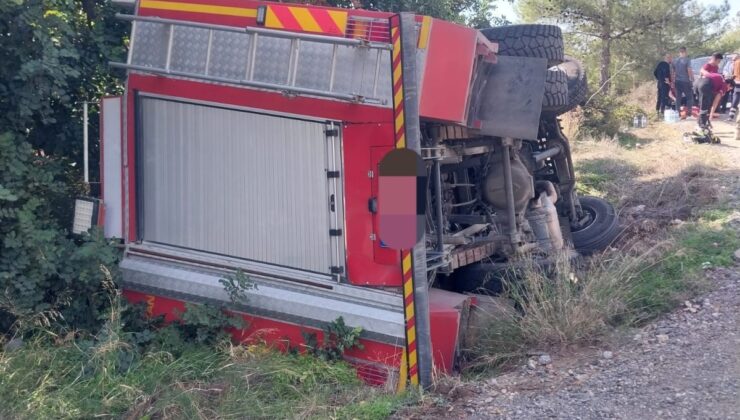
578,94,645,138
0,132,121,336
302,317,364,361
219,269,255,304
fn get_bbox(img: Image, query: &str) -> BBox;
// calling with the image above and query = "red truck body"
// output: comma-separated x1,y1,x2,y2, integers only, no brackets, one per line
101,0,497,388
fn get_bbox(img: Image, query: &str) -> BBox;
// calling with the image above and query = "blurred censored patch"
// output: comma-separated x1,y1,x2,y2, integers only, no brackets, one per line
378,149,427,249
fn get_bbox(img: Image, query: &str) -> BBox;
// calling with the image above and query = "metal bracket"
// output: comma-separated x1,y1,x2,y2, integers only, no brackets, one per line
329,229,343,236
330,266,345,274
327,170,340,178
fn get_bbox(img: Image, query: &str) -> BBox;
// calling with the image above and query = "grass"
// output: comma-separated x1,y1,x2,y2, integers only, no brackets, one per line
0,299,411,420
466,216,738,372
0,337,410,419
632,213,740,317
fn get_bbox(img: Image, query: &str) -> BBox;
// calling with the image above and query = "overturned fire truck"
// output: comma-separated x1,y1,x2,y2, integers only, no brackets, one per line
98,0,619,389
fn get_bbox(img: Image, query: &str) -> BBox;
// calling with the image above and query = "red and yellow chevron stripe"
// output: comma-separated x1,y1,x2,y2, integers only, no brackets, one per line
265,5,347,36
390,15,418,390
391,24,406,149
400,250,418,386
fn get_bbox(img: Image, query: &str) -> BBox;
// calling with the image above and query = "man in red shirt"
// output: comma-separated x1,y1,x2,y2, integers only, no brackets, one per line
700,53,723,76
694,70,730,128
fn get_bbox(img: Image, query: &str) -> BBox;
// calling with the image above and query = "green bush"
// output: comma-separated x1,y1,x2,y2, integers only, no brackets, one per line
579,94,645,138
0,132,121,336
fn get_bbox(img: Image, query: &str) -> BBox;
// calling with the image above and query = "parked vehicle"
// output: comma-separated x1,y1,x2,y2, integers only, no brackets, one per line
96,0,617,388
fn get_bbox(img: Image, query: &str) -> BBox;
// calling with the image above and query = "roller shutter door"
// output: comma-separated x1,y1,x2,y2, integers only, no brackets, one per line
138,97,344,274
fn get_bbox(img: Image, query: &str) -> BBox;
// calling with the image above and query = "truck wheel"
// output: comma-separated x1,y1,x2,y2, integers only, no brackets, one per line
559,56,588,108
570,196,620,254
542,67,568,114
450,263,510,294
481,24,564,66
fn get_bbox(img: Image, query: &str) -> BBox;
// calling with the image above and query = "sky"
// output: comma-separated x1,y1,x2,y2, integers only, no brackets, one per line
496,0,740,24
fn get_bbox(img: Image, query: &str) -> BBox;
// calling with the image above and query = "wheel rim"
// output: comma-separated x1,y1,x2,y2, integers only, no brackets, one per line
571,206,596,232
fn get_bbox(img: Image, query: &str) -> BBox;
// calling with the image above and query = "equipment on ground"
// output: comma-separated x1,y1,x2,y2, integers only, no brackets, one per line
684,126,721,144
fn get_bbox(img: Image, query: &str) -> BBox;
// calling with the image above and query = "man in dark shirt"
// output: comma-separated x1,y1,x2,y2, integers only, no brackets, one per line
654,53,672,116
694,71,730,128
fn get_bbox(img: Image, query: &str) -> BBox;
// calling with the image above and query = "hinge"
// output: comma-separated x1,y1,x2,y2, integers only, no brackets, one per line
325,128,339,137
368,170,374,178
330,266,344,274
329,228,343,236
327,170,340,178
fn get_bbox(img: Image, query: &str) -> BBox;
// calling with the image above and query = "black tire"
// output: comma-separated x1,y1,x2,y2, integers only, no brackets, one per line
450,263,513,294
559,56,588,107
542,67,568,114
570,196,620,254
481,24,564,66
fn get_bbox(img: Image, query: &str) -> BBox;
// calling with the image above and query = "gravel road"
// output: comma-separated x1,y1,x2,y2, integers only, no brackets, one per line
462,265,739,420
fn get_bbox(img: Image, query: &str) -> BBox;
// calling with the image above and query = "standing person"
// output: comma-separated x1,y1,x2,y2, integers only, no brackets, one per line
672,47,694,119
728,55,740,121
700,53,723,77
736,106,740,141
653,53,673,116
693,71,730,128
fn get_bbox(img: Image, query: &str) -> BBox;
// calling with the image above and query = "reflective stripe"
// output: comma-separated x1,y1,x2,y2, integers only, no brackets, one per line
139,0,257,18
265,5,347,35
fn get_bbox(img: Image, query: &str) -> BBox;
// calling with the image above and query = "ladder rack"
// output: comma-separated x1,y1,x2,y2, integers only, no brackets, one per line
111,14,393,105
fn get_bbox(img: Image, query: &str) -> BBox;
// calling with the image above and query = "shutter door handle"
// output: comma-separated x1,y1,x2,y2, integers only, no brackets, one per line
368,197,378,213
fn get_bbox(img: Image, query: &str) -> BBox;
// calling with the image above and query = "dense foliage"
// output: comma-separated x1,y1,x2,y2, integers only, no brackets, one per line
0,0,127,165
0,0,126,336
0,132,121,334
304,0,513,27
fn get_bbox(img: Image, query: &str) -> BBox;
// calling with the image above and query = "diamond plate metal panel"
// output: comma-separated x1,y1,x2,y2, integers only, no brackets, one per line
127,19,391,105
170,26,209,74
333,46,391,101
374,51,393,101
131,22,169,69
253,36,292,85
128,241,402,306
120,256,406,342
294,41,334,91
208,31,252,79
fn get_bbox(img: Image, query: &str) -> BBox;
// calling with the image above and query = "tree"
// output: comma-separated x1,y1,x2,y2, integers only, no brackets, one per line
519,0,729,93
0,1,126,335
708,10,740,55
300,0,512,27
0,0,127,168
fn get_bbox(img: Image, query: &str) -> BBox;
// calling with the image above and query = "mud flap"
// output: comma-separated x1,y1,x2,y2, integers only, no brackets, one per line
469,56,547,140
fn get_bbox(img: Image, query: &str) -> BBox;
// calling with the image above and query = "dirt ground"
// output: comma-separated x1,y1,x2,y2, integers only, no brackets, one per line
397,119,740,420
